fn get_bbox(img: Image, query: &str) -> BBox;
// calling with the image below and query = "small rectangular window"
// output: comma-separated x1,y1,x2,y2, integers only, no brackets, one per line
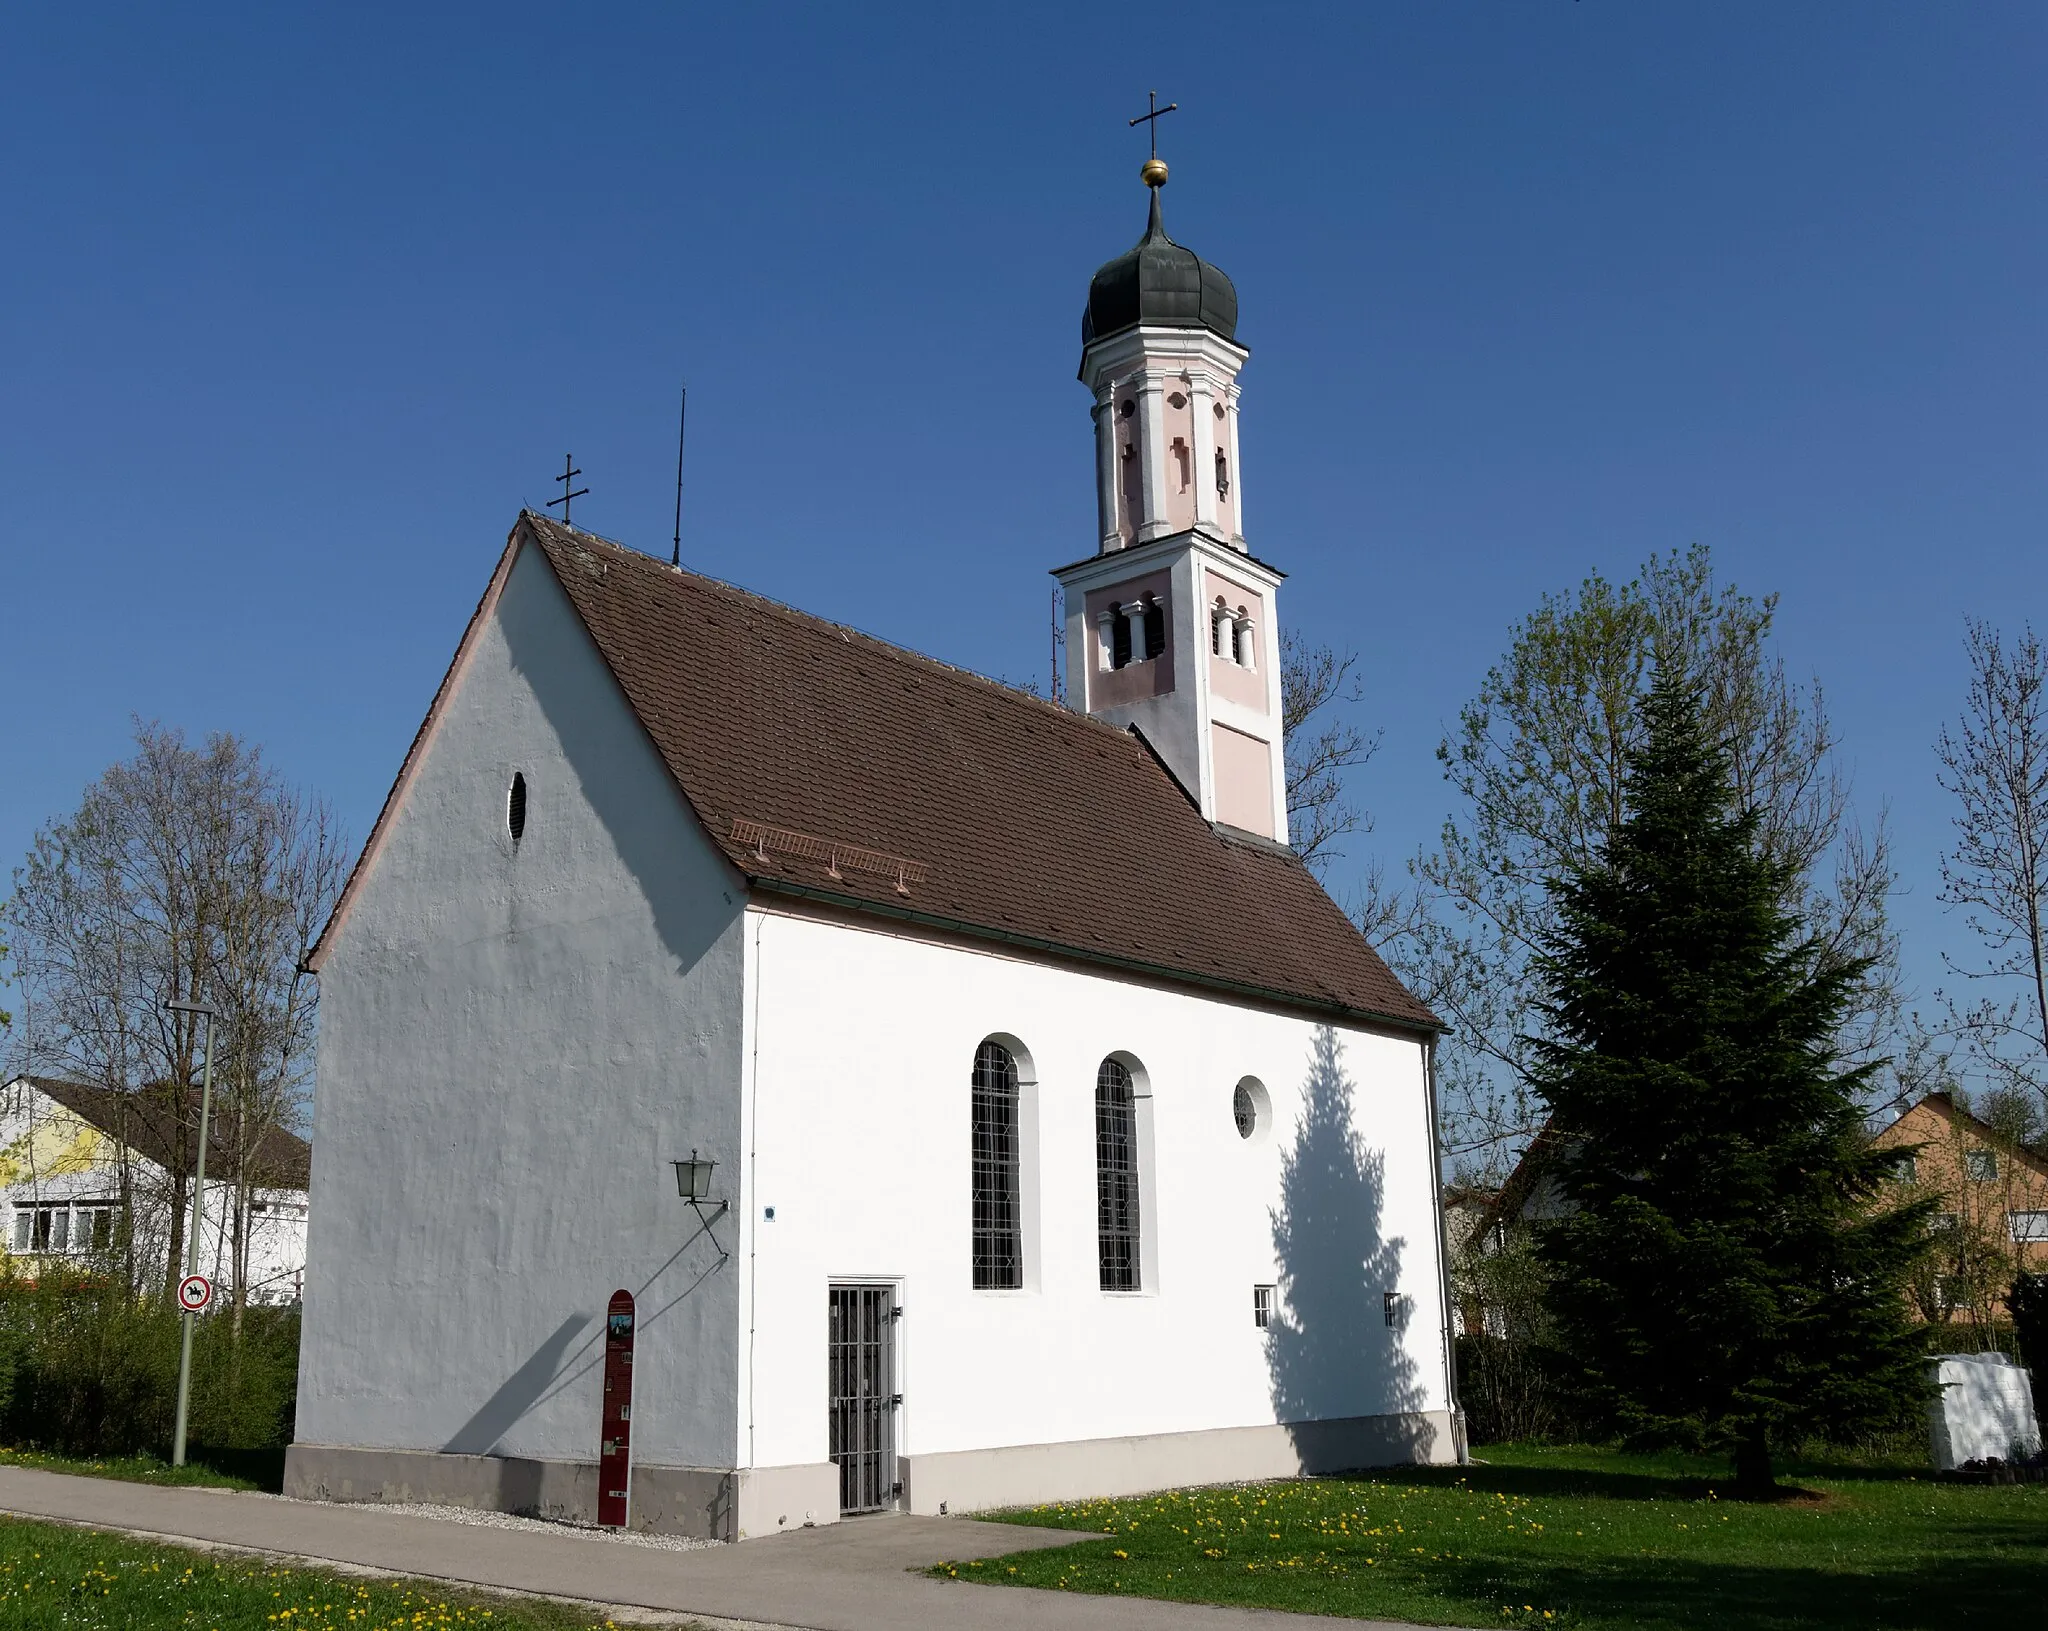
1897,1153,1918,1183
10,1212,27,1252
2010,1210,2048,1244
1253,1285,1274,1329
1966,1149,1999,1182
50,1209,70,1251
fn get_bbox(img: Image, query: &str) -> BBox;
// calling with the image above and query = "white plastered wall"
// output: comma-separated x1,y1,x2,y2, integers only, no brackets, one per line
298,540,747,1471
737,906,1447,1478
1058,534,1287,840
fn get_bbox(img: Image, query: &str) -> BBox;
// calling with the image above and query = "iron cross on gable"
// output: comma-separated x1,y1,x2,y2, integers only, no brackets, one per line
1129,89,1178,158
548,454,588,524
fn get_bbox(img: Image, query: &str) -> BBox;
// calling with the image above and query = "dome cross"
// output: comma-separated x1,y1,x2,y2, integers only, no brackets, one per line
1128,89,1178,181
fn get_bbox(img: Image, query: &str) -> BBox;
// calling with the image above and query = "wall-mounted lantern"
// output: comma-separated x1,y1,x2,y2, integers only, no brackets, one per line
673,1150,727,1219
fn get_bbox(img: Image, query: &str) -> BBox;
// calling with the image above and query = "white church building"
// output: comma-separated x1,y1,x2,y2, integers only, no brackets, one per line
287,162,1460,1539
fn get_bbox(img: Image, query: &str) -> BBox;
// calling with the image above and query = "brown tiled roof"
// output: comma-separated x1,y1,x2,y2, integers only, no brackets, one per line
21,1077,311,1190
513,513,1435,1032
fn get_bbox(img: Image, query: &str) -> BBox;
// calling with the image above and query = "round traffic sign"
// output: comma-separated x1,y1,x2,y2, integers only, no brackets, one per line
177,1274,213,1313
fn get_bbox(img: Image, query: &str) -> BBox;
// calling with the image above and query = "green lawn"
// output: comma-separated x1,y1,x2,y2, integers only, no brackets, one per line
0,1516,673,1630
942,1443,2048,1629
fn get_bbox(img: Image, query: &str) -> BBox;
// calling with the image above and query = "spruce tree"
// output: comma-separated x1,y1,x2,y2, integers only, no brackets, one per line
1530,670,1932,1495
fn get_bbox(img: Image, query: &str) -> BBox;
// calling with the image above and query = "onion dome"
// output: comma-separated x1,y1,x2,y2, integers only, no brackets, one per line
1081,167,1239,349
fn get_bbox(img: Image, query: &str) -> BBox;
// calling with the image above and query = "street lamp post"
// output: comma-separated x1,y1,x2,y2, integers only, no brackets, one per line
166,998,217,1469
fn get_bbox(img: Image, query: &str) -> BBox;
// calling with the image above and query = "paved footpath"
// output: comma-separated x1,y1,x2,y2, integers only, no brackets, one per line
0,1466,1455,1631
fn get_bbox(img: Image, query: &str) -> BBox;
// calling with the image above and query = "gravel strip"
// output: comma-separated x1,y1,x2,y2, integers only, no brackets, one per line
369,1500,722,1551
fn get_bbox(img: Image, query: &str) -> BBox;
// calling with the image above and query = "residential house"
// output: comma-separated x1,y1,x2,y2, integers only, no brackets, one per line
1,1075,310,1305
1872,1091,2048,1322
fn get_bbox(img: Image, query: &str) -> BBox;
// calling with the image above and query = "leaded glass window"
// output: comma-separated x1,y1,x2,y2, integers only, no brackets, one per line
971,1041,1021,1289
1096,1058,1141,1291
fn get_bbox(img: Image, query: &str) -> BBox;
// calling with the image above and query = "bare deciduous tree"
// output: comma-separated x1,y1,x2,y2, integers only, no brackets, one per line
1281,631,1382,873
1404,545,1901,1181
1936,619,2048,1129
3,722,342,1304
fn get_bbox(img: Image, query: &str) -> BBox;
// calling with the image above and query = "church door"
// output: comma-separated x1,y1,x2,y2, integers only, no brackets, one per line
827,1283,899,1514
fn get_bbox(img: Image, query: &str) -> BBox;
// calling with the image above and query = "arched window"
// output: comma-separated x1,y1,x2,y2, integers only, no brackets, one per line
1109,603,1133,671
972,1041,1022,1289
508,772,527,843
1142,599,1165,662
1096,1058,1141,1291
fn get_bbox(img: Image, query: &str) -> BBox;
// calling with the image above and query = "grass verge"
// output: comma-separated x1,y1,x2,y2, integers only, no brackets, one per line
0,1444,281,1492
0,1513,680,1629
938,1442,2048,1629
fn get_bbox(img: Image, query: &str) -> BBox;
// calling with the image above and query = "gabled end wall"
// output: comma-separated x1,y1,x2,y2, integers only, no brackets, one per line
294,534,748,1497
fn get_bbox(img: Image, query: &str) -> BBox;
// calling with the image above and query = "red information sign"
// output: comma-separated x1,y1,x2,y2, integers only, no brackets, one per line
598,1289,635,1529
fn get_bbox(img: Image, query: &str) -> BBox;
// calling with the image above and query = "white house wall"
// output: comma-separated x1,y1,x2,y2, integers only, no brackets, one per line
738,905,1450,1508
295,539,747,1477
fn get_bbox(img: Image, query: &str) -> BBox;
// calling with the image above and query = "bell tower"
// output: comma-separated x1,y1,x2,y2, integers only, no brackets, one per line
1054,153,1288,844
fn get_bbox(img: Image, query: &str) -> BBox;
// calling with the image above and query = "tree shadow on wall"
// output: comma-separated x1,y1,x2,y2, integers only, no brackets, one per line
1267,1026,1435,1469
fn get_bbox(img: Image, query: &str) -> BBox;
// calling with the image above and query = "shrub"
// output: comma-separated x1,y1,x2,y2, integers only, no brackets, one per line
1455,1332,1588,1445
0,1264,297,1458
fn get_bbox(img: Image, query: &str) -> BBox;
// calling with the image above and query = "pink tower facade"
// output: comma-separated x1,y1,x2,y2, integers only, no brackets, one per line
1054,172,1289,843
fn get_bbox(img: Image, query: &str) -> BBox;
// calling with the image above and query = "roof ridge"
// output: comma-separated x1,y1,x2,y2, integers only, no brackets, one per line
519,512,1130,739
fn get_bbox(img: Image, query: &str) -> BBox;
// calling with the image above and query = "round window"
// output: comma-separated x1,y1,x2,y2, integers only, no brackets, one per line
1233,1077,1270,1142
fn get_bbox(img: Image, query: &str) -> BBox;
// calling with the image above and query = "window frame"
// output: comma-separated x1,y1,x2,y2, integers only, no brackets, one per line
1093,1053,1156,1294
1231,1076,1271,1144
1096,1058,1141,1291
971,1040,1023,1291
11,1200,121,1255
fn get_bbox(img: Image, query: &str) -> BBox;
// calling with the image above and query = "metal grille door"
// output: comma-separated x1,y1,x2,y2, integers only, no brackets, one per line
828,1284,898,1514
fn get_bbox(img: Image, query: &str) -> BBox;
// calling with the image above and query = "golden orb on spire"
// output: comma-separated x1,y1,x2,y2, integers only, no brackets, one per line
1141,156,1169,188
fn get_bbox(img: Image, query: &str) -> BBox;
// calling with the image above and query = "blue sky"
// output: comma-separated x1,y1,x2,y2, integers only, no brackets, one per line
3,4,2043,1028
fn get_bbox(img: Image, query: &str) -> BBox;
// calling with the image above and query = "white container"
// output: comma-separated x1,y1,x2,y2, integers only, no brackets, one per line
1928,1352,2041,1470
